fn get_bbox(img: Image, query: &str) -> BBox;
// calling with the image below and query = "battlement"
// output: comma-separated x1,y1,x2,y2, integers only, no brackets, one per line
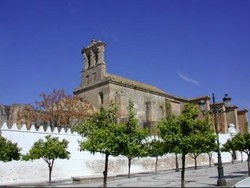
0,122,78,135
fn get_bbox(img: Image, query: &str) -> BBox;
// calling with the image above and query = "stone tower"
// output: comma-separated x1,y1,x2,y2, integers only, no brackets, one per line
74,39,248,134
80,39,106,88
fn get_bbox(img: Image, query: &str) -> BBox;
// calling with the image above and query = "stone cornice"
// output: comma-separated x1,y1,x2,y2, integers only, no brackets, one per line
237,109,248,114
188,96,211,102
81,40,106,54
225,105,238,111
73,80,110,95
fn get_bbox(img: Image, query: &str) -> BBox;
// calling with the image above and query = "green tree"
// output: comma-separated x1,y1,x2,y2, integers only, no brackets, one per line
22,135,70,185
231,133,250,176
0,136,21,162
221,138,236,164
189,118,216,169
120,100,148,178
205,140,217,167
147,137,166,173
73,102,124,187
157,113,180,171
158,103,210,188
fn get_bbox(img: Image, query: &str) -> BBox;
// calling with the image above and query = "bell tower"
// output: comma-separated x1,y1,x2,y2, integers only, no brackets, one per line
80,39,106,88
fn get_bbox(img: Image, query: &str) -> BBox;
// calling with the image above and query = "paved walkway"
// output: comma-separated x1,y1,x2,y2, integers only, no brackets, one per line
2,161,249,187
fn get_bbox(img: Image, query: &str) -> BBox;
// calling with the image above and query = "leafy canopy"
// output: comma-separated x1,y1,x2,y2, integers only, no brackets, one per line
157,114,181,154
22,135,70,161
120,100,148,159
0,136,21,162
189,117,216,156
232,133,250,154
73,102,125,156
158,103,213,155
147,137,166,158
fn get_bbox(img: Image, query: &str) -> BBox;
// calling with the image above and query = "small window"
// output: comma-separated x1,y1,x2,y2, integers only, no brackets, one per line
93,72,96,80
98,92,104,105
86,75,89,84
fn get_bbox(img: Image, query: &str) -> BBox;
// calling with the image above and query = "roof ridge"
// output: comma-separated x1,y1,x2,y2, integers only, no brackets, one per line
105,73,168,94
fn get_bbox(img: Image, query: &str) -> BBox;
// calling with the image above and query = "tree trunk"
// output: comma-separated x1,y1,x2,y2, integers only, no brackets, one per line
103,153,109,188
128,158,132,178
155,156,158,173
48,159,54,186
208,153,212,167
181,154,186,188
231,153,234,164
241,151,243,163
175,153,179,172
49,166,52,185
194,156,197,169
248,154,250,176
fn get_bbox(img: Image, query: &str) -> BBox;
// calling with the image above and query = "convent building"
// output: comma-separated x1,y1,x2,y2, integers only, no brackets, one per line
73,39,248,134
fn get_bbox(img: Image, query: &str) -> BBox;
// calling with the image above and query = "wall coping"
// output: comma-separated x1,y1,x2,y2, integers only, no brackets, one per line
0,122,79,136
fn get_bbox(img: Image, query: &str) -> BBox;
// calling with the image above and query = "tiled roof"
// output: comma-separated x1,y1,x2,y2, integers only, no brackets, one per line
104,73,190,102
105,73,168,95
188,96,211,101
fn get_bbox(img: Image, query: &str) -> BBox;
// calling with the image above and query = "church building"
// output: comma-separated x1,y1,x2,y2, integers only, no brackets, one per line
73,39,248,134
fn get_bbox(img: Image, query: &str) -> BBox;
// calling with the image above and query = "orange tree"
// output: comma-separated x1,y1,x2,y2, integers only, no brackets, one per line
22,135,70,185
146,136,166,173
188,117,216,169
229,133,250,176
0,136,21,162
221,138,237,164
120,100,148,178
73,102,125,188
158,103,212,188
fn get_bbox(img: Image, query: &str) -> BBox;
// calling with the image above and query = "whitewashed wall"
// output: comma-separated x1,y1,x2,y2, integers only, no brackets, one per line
0,123,246,185
213,133,248,163
0,123,173,185
0,123,105,185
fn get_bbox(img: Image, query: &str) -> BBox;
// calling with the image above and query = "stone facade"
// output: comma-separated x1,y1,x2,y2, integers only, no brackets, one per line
0,39,248,134
74,40,187,133
0,104,28,129
237,109,249,133
74,39,249,134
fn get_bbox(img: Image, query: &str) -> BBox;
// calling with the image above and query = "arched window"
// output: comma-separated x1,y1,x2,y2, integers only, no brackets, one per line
87,54,91,69
98,92,104,105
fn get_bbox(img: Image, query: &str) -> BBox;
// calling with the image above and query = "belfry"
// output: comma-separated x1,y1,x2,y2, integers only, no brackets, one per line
80,39,106,88
74,39,248,134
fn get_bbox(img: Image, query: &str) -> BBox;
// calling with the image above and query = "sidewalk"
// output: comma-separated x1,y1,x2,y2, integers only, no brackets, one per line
1,161,249,187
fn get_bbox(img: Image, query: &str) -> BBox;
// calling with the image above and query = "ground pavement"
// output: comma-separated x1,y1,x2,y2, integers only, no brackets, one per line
2,161,249,187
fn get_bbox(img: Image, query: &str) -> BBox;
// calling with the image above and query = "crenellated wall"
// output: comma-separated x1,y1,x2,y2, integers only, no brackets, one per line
0,104,30,129
0,122,246,185
0,122,100,185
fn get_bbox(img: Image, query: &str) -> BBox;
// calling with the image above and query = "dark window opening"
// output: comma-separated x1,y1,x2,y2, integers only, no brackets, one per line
95,51,98,65
87,54,91,68
86,75,89,84
98,92,104,105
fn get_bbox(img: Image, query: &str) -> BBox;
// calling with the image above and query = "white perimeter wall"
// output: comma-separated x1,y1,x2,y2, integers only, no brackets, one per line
0,123,247,185
213,133,248,163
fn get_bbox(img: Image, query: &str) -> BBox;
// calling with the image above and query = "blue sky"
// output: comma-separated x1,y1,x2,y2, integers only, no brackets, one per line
1,0,250,120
